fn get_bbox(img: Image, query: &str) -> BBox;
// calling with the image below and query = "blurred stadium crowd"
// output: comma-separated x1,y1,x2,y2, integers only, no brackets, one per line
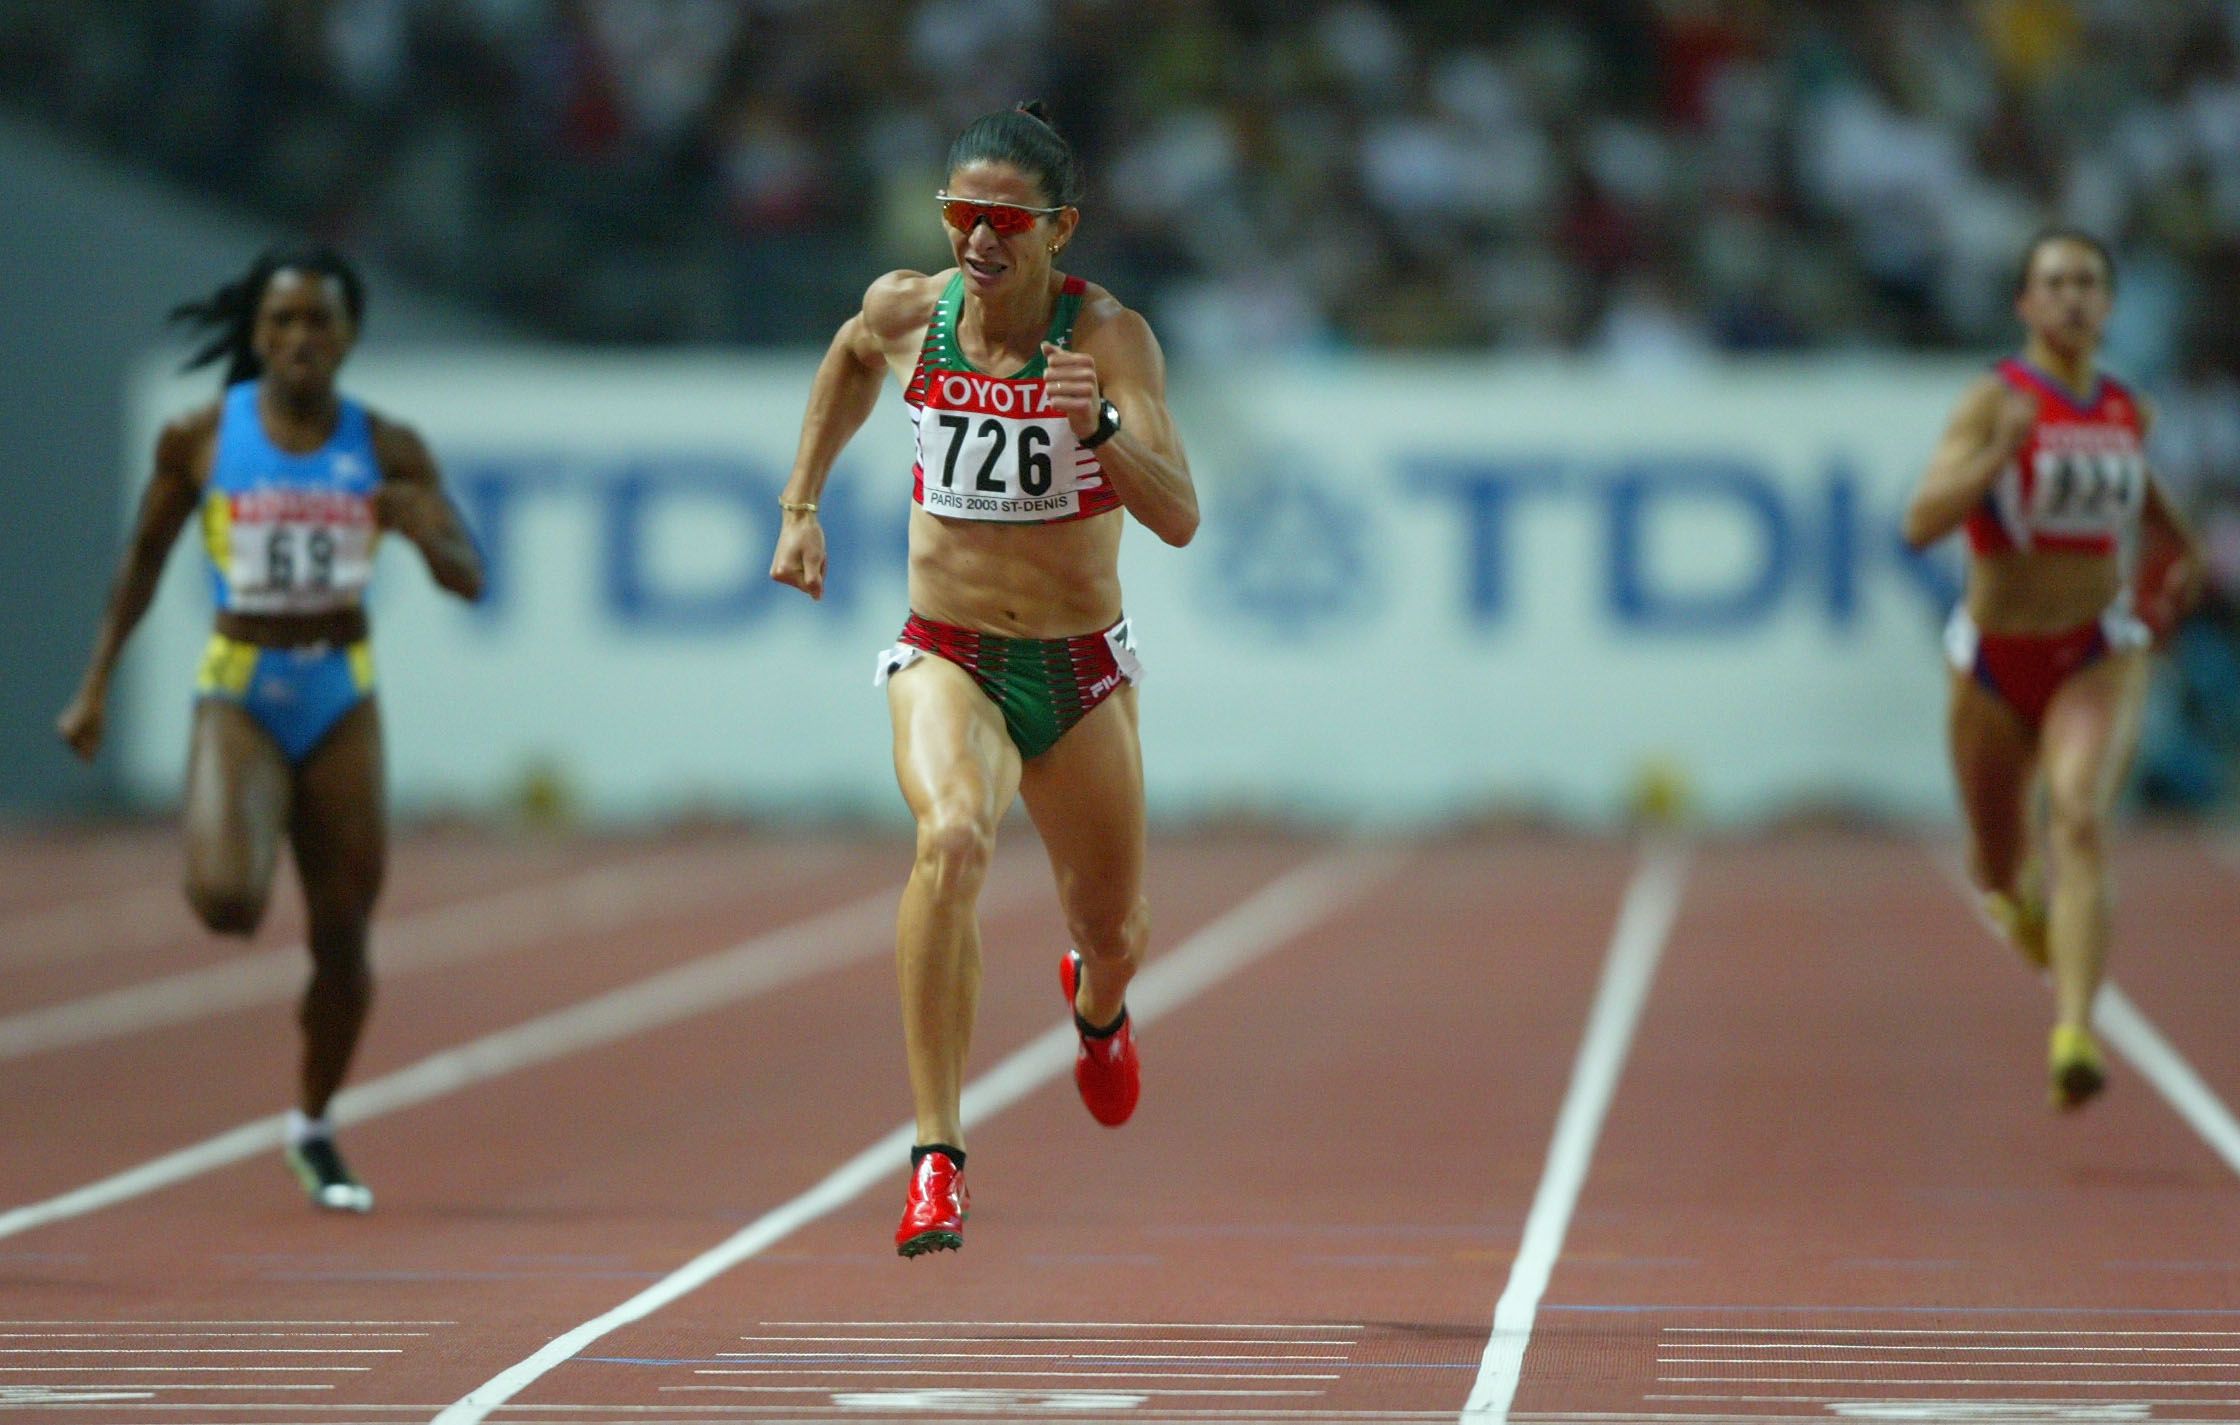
3,0,2238,807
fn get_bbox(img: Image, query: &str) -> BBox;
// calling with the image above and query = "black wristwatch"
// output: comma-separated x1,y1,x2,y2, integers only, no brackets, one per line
1081,398,1122,448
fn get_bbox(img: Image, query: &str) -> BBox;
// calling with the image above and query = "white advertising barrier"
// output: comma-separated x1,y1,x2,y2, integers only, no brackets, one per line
119,354,1977,827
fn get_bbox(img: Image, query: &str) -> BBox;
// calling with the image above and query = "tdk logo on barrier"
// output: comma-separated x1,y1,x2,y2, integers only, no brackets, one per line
447,449,1956,636
1403,454,1957,634
1208,459,1372,634
451,454,908,629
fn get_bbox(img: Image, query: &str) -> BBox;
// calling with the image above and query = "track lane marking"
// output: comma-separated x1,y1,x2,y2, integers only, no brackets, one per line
0,1365,369,1372
1460,840,1691,1422
1928,845,2240,1181
760,1320,1363,1329
0,841,847,1062
672,1389,1326,1398
434,847,1405,1425
1660,1356,2240,1366
712,1351,1349,1361
1660,1374,2240,1385
1659,1344,2240,1353
1667,1327,2240,1335
0,874,1001,1241
0,1348,401,1355
1657,1398,2240,1407
690,1368,1345,1379
736,1335,1357,1345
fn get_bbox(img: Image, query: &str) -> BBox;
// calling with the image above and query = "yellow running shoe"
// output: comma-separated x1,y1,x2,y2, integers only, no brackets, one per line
2049,1024,2106,1111
1986,889,2049,970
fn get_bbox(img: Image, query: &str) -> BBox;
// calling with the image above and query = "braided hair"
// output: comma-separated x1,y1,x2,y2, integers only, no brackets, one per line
946,101,1084,208
170,245,366,386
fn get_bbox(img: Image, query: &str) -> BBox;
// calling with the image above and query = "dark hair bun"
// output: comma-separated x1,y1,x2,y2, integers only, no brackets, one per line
950,104,1082,206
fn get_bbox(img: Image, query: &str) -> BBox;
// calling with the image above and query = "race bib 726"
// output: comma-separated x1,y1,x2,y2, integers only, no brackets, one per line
914,372,1092,522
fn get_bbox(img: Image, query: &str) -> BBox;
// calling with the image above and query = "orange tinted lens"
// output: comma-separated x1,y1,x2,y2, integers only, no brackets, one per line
941,200,1037,236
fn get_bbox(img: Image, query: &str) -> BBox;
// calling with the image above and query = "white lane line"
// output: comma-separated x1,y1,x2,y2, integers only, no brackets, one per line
2096,984,2240,1176
1929,845,2240,1182
692,1368,1344,1379
1659,1343,2240,1353
671,1385,1328,1396
434,847,1405,1425
1657,1398,2240,1407
1460,840,1691,1423
760,1320,1365,1330
0,1332,434,1339
1648,1398,2240,1407
1660,1356,2240,1366
1668,1327,2240,1336
0,1366,369,1372
1661,1373,2240,1385
0,880,949,1242
0,840,836,1061
715,1351,1347,1361
737,1335,1357,1345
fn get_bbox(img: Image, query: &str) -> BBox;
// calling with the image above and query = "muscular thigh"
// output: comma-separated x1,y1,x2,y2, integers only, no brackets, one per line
289,700,387,920
1019,687,1145,920
1948,669,2036,823
889,657,1021,831
184,698,290,899
2041,649,2149,819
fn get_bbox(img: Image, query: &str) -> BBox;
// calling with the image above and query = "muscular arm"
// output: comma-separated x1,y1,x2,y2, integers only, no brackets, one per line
771,271,933,599
1903,375,2032,550
1046,303,1197,547
370,415,484,602
57,411,210,758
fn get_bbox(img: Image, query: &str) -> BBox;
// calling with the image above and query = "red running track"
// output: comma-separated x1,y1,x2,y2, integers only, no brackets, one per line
0,825,2234,1424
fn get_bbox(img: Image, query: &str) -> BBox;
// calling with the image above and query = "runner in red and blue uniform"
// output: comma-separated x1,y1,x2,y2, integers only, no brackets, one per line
1904,230,2203,1110
59,248,484,1209
768,103,1199,1257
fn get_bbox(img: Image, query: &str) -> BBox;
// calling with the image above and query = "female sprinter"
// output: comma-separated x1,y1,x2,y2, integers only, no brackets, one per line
58,247,484,1209
768,103,1198,1257
1903,230,2202,1110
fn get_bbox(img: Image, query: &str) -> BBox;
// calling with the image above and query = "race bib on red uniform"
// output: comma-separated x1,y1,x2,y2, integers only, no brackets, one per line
912,371,1101,522
2024,430,2145,540
1968,359,2148,557
903,271,1121,525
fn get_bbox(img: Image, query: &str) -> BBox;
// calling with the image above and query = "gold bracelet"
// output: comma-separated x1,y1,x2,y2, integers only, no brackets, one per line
779,500,819,513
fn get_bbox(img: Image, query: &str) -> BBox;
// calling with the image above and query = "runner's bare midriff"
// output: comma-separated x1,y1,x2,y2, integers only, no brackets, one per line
1966,548,2123,635
906,504,1122,638
214,607,370,648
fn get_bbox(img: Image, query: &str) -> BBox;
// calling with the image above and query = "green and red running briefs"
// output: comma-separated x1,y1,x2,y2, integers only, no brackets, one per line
876,613,1143,759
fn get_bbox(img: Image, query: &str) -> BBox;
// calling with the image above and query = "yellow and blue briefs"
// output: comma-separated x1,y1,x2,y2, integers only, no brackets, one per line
195,634,374,764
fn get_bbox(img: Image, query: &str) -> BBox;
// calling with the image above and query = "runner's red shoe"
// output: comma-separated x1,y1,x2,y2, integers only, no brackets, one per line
1062,950,1139,1127
895,1150,967,1258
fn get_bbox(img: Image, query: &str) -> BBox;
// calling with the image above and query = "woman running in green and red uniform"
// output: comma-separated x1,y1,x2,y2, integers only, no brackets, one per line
768,103,1198,1257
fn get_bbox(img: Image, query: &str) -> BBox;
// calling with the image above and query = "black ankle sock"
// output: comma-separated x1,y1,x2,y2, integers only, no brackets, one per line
1075,1007,1127,1040
911,1143,966,1171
